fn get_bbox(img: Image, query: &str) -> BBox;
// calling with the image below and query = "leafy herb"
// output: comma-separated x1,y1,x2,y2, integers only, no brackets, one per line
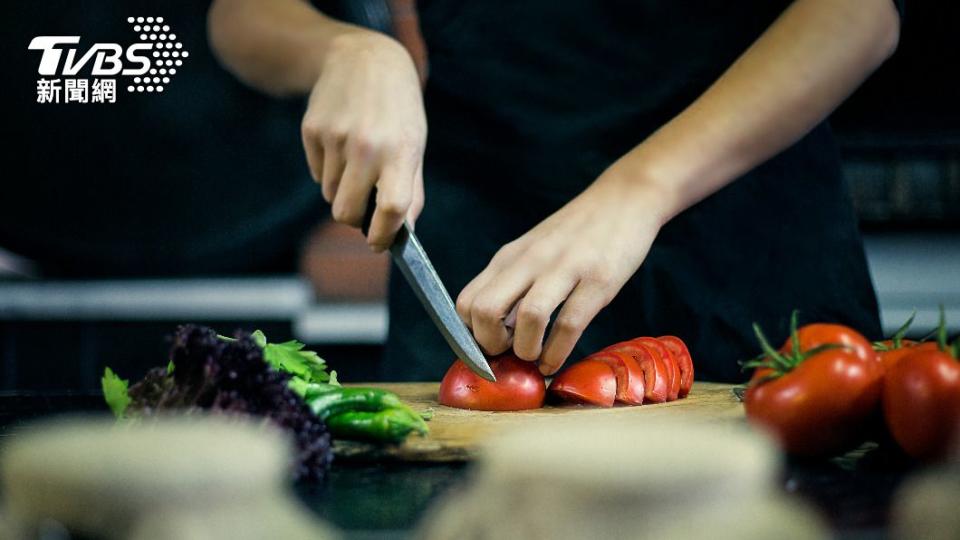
221,330,335,384
101,367,131,419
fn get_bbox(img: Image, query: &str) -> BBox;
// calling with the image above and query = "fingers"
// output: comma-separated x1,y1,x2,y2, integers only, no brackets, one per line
367,155,418,251
462,265,537,356
330,149,378,228
512,273,578,362
455,242,522,328
320,138,345,203
406,162,425,227
539,282,611,375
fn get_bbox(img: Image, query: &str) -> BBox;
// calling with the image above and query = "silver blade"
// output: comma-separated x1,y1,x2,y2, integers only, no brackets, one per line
390,222,496,381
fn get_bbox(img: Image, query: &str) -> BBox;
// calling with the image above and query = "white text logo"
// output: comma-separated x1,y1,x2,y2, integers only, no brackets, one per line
29,16,189,104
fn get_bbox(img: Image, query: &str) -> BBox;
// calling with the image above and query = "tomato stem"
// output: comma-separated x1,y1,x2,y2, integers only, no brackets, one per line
936,304,948,352
789,310,802,359
747,313,848,385
745,323,794,375
892,310,916,349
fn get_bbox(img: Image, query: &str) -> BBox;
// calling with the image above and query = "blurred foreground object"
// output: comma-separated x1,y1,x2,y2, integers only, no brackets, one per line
418,418,827,540
891,444,960,540
1,416,336,540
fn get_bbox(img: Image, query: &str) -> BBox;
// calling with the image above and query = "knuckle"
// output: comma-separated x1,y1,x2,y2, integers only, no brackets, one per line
472,299,501,325
491,242,520,265
300,119,322,142
554,313,585,334
324,124,348,145
582,266,615,288
517,301,549,326
455,294,471,318
377,195,412,218
348,134,378,158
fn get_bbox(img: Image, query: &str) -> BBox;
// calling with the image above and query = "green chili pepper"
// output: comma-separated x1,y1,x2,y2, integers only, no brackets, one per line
306,387,405,420
326,408,427,443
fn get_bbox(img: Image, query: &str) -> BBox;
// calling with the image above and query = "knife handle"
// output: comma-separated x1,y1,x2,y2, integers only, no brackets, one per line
360,189,377,237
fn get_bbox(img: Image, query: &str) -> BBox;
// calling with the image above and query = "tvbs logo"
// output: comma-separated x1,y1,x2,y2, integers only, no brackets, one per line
28,16,189,104
29,36,152,76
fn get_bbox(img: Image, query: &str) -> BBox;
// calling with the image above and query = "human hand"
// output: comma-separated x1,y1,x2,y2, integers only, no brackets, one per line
456,168,673,375
301,30,426,251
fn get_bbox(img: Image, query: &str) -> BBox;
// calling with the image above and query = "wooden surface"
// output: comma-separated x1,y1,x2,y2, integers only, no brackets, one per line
333,382,745,462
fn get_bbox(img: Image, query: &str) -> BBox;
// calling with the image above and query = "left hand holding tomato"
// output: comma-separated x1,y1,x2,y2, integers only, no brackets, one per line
455,162,673,376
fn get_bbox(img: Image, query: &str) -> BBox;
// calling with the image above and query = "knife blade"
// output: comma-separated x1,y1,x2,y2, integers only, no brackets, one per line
361,193,496,381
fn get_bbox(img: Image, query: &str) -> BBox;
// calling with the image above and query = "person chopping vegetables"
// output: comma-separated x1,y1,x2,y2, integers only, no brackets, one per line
209,0,901,382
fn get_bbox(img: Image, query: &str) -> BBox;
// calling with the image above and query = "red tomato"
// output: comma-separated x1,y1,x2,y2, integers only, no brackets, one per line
586,351,645,405
745,322,883,456
636,337,680,401
548,359,617,407
878,340,938,372
604,340,670,403
746,349,883,455
438,353,545,411
785,323,878,363
658,335,695,398
883,346,960,461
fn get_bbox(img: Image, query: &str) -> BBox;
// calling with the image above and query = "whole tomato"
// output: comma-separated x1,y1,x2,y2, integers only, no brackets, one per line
874,312,925,372
882,314,960,461
784,323,878,363
744,313,883,456
439,353,546,411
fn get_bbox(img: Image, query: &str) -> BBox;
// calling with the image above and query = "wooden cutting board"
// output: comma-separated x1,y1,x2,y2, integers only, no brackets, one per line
333,382,744,462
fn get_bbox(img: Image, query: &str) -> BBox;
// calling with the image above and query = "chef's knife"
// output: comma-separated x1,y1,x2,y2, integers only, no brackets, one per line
361,192,496,381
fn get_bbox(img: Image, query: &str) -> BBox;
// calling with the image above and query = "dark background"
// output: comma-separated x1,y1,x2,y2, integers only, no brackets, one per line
0,0,958,392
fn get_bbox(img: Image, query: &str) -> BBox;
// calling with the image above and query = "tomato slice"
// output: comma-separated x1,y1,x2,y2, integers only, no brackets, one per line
548,359,617,407
604,340,670,403
438,353,546,411
586,351,645,405
657,336,694,398
635,337,680,401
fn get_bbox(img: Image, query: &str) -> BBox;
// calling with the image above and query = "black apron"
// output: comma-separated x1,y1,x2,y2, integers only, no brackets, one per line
383,1,882,382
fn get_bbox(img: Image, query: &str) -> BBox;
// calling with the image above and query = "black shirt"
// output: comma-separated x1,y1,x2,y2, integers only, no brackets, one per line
383,1,885,382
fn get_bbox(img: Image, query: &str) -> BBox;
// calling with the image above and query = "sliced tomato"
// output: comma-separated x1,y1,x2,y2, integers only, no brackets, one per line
658,335,694,398
548,359,617,407
635,337,680,401
586,351,645,405
605,340,670,404
438,353,545,411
